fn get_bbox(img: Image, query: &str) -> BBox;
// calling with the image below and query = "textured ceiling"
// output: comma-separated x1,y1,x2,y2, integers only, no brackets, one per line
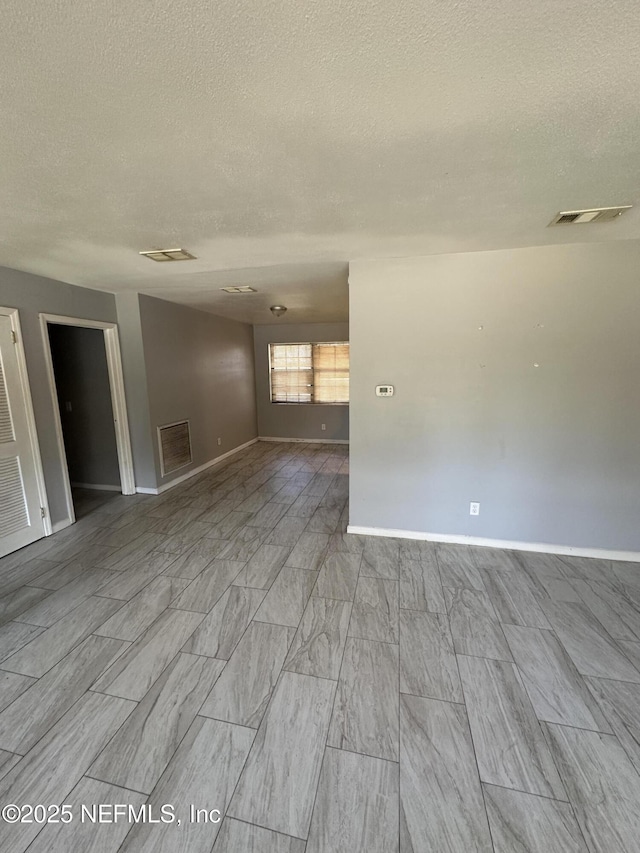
1,0,639,323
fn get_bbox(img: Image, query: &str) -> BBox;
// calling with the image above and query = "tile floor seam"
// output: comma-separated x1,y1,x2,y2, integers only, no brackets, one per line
302,541,366,842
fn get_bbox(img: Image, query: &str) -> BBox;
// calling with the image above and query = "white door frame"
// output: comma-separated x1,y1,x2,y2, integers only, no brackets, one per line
40,313,136,525
0,306,52,536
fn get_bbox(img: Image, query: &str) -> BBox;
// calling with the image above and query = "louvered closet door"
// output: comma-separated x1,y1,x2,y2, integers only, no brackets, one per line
0,313,46,557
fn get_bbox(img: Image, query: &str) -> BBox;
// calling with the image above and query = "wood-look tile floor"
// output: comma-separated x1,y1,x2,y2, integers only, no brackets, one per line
2,442,640,851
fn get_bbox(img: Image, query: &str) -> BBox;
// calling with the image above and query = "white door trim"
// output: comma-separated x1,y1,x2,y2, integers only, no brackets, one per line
39,314,136,526
0,306,51,535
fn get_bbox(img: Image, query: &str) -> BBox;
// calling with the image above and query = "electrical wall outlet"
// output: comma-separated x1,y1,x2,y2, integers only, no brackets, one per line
470,502,480,516
321,423,326,431
217,437,222,446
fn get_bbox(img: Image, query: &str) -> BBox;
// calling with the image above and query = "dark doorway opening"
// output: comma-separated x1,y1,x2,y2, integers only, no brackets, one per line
47,324,121,519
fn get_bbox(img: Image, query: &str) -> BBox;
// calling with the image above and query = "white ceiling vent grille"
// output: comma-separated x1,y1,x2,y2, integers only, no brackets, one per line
158,420,192,476
140,248,196,262
549,206,632,226
221,286,257,293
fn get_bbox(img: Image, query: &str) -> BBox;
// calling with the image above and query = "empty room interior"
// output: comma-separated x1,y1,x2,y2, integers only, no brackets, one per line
1,2,640,851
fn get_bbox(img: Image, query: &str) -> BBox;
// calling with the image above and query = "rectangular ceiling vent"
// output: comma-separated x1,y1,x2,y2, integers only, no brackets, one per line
549,206,632,226
221,286,257,293
140,248,196,262
158,420,192,476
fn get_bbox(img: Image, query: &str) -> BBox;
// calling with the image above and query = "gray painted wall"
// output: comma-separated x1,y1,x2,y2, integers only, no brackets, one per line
253,322,349,441
0,266,117,526
115,292,157,490
138,295,258,486
349,240,640,551
48,324,120,488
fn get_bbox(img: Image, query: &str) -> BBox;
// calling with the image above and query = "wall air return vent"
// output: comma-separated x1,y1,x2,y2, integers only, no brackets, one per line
549,206,632,226
221,286,257,293
158,420,192,476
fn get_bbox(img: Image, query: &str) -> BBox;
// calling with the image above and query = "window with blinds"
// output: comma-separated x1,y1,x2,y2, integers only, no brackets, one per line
269,342,349,404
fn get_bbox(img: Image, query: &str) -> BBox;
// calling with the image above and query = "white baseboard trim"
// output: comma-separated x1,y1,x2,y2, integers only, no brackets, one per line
51,517,74,534
346,525,640,563
71,482,121,492
259,436,349,445
136,437,259,496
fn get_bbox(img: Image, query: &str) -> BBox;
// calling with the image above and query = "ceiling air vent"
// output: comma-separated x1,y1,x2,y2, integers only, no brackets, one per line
221,286,257,293
140,248,196,261
549,206,632,226
158,420,192,476
556,213,581,224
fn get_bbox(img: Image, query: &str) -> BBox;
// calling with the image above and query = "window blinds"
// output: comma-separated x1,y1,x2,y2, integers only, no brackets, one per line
269,342,349,403
313,343,350,403
270,344,313,403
